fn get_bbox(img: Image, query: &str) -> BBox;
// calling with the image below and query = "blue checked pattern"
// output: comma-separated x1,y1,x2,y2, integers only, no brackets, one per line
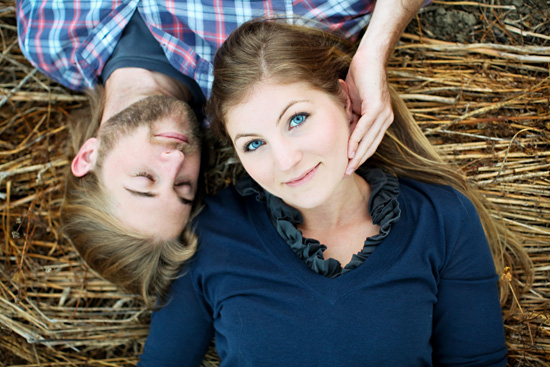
16,0,377,98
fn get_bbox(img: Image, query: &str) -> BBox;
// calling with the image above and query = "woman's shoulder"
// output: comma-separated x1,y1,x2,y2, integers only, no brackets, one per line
396,178,495,280
398,177,478,217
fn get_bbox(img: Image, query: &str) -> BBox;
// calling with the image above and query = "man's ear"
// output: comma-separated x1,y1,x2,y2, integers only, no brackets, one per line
71,138,99,177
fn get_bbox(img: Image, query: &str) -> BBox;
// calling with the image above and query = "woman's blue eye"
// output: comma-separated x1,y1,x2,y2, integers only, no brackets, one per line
245,140,264,152
289,113,308,128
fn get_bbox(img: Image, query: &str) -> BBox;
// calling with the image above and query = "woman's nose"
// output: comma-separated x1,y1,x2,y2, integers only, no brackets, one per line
272,144,301,171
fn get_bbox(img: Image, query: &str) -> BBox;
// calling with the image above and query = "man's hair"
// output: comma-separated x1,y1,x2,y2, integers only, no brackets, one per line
207,19,532,305
61,89,202,307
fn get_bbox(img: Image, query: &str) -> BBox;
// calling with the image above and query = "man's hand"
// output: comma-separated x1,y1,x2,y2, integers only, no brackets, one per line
345,51,393,176
344,0,426,175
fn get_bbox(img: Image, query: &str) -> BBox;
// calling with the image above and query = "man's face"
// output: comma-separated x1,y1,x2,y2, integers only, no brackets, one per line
93,97,201,241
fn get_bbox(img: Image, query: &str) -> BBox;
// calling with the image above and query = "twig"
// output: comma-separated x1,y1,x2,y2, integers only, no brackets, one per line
0,68,38,108
505,24,550,42
432,0,517,10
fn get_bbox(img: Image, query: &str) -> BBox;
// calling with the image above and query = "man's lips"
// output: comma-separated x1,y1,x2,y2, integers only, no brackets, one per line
284,163,320,187
155,132,188,143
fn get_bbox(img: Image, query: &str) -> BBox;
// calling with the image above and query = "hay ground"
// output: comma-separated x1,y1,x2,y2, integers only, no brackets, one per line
1,0,549,366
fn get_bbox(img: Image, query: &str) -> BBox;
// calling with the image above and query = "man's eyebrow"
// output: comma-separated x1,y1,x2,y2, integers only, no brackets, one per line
124,187,157,198
124,186,194,205
179,197,194,205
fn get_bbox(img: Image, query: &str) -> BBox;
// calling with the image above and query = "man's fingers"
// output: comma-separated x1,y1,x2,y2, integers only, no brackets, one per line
346,113,393,175
348,114,373,158
345,129,381,175
346,116,377,174
345,154,362,176
361,127,387,162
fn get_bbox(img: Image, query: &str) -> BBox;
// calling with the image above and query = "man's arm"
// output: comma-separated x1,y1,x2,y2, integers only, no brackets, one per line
345,0,426,175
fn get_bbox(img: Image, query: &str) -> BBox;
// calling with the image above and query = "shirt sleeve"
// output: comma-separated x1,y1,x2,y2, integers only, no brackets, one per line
138,267,214,367
432,191,507,366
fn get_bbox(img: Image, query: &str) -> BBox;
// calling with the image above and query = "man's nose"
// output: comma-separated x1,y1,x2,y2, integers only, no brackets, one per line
159,148,185,174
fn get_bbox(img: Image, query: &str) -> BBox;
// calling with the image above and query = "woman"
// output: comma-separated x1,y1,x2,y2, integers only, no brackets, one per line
138,19,530,366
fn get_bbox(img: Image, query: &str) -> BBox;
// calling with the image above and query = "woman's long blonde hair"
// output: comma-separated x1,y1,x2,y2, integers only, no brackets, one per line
61,88,202,308
207,19,532,310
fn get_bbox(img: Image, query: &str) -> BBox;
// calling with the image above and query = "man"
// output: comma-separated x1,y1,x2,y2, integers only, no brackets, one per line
16,0,427,303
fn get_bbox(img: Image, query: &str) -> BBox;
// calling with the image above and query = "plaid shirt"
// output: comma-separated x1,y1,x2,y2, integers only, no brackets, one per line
16,0,376,98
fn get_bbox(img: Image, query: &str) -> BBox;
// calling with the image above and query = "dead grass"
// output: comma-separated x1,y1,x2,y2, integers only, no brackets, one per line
1,0,549,365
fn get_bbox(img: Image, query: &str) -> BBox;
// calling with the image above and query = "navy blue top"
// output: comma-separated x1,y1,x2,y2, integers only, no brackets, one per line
236,168,401,278
139,169,506,367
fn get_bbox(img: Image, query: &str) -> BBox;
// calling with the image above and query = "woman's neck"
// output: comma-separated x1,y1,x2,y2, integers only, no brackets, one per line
295,172,377,266
101,67,192,125
298,172,372,234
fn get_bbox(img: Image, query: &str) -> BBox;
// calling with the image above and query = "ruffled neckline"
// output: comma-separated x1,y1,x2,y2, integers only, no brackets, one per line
235,167,401,278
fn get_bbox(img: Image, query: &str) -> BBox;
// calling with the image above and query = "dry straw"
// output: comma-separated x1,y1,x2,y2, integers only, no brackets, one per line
1,0,549,365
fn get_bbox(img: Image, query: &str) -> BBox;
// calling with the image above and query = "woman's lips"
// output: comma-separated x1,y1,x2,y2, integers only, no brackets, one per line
155,132,188,143
284,163,320,187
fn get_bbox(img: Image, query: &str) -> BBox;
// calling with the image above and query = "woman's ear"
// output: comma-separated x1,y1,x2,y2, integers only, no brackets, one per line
338,79,353,120
71,138,99,177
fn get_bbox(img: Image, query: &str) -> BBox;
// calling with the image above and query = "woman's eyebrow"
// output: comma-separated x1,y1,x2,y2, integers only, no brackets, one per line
277,100,307,125
233,99,309,142
234,132,258,142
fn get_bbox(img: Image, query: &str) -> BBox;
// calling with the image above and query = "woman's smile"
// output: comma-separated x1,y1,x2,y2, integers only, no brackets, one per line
284,163,320,187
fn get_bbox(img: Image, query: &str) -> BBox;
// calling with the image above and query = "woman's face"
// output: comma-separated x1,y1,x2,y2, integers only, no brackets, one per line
226,80,353,211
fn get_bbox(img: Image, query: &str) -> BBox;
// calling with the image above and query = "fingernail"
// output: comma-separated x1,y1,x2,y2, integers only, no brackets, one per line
349,150,356,159
346,168,355,176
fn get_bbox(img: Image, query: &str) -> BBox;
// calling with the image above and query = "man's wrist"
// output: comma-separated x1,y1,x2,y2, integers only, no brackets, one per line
351,47,388,73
